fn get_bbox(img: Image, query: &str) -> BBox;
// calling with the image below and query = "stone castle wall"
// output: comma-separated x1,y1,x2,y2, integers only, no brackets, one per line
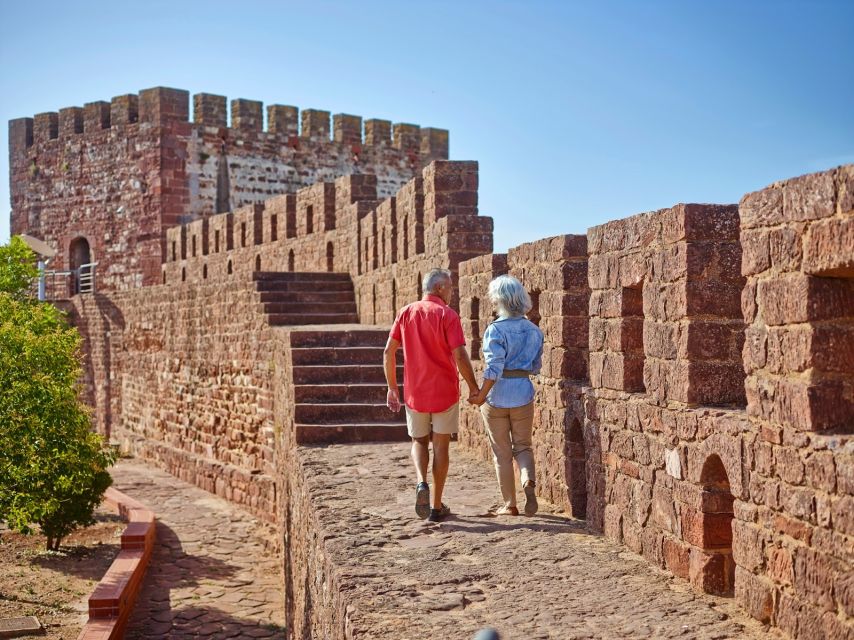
160,160,490,323
59,160,488,528
455,165,853,640
9,87,447,291
458,236,590,517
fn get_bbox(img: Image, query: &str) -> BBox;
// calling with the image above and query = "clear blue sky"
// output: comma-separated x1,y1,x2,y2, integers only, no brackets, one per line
1,0,852,252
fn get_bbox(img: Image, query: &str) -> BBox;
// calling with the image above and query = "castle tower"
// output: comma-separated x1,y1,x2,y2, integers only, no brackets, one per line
8,87,448,292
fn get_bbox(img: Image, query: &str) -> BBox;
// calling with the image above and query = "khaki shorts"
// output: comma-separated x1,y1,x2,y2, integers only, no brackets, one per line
405,402,459,439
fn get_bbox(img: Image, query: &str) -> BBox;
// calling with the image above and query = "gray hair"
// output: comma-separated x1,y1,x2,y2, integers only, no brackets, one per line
423,268,451,294
488,275,532,318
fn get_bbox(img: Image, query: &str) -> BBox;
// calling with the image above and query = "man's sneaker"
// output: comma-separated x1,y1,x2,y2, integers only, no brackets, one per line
523,481,538,516
415,482,430,519
427,503,451,522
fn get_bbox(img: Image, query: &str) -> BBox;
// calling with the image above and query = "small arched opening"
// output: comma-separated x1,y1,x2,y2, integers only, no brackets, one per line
402,216,409,260
255,254,261,271
372,283,377,323
203,264,208,279
391,278,397,317
417,272,423,300
69,236,91,295
471,297,481,360
162,271,166,284
528,289,541,327
288,250,295,272
694,454,736,596
326,242,334,272
181,267,186,282
227,259,233,275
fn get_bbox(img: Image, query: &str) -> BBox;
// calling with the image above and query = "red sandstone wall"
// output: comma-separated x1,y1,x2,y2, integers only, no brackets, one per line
9,89,187,291
457,171,852,639
65,161,489,527
64,281,279,523
9,87,447,293
161,161,492,319
736,166,853,638
458,235,590,517
581,173,853,640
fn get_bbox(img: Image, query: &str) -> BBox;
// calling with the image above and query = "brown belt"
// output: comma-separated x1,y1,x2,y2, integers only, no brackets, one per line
502,369,532,379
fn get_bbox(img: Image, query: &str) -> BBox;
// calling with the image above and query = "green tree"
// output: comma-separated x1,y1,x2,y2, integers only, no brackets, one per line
0,235,39,299
0,237,116,551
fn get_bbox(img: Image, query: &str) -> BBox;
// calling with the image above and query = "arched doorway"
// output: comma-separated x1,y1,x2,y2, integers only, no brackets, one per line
326,242,334,272
694,454,735,596
288,250,295,272
69,236,91,295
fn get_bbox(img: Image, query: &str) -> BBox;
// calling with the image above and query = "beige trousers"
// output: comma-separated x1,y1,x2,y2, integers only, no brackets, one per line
480,401,535,509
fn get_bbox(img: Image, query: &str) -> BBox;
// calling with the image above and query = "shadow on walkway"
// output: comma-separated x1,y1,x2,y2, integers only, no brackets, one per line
125,521,286,638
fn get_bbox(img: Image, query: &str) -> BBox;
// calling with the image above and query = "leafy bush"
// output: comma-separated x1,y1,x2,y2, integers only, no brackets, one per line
0,235,39,299
0,237,116,550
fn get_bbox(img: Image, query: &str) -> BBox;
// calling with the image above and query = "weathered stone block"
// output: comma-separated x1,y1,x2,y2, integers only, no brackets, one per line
690,547,735,595
734,566,775,623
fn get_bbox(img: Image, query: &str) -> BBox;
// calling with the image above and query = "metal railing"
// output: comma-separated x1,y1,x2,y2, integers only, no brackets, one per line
32,262,99,300
77,262,97,294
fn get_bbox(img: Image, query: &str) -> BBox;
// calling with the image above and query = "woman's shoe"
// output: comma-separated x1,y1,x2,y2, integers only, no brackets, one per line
496,506,519,516
523,482,538,516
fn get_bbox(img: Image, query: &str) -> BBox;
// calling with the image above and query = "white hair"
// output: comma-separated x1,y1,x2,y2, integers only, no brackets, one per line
423,268,451,294
488,275,532,318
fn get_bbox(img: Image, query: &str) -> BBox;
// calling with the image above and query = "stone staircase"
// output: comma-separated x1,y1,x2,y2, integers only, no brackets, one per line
289,329,408,444
254,271,359,325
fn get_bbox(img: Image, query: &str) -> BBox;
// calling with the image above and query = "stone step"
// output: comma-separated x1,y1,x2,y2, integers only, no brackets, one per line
258,291,356,304
263,301,357,315
292,364,402,385
293,384,392,404
291,347,388,366
294,423,408,445
253,271,352,282
289,329,391,348
294,402,402,424
255,280,354,293
267,312,360,326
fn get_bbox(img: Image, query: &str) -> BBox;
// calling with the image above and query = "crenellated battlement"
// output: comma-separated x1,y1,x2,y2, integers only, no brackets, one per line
161,160,490,323
163,161,482,270
10,86,448,157
9,86,450,292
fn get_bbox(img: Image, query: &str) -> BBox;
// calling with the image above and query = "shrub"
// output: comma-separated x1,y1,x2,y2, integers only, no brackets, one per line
0,237,116,550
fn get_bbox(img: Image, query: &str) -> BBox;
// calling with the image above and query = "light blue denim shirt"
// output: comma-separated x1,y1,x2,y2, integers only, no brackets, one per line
482,316,544,408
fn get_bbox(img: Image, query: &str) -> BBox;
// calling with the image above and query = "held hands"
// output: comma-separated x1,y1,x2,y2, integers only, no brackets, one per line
467,386,487,406
386,388,402,412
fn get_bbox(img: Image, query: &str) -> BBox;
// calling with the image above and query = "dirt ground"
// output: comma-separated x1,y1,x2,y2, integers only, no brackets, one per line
0,506,124,639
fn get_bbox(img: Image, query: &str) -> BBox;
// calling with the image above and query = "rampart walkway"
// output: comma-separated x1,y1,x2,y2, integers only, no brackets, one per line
110,460,285,639
293,442,782,639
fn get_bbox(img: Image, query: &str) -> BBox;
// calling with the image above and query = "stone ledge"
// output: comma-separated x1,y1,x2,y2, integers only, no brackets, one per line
75,486,156,640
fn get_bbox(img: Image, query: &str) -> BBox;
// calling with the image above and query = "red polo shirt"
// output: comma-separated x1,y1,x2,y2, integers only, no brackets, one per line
390,294,466,413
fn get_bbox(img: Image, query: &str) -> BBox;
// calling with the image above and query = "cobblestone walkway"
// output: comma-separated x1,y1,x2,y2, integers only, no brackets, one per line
299,443,783,640
111,460,285,639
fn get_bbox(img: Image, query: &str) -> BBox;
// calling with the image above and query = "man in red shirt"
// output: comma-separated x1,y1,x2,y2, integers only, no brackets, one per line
384,268,478,522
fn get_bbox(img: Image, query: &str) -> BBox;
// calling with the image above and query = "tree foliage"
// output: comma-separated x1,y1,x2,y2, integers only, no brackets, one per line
0,237,115,550
0,235,39,300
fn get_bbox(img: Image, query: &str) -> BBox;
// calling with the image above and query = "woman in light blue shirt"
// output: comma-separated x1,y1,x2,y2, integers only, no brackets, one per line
470,275,544,516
